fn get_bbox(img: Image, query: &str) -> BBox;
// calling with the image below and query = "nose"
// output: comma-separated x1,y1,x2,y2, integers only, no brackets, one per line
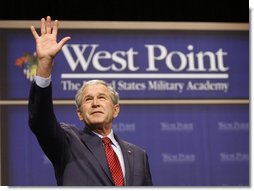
91,97,99,107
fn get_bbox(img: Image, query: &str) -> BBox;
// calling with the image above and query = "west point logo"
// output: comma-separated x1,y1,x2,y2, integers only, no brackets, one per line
15,44,230,94
15,52,38,82
60,43,230,93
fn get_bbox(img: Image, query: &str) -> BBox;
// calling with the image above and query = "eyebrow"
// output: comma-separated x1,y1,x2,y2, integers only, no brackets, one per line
84,93,109,98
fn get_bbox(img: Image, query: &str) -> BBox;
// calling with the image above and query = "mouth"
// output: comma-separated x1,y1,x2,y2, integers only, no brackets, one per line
90,111,104,115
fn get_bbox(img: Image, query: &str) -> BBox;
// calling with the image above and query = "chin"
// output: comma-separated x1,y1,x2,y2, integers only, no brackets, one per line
89,121,104,127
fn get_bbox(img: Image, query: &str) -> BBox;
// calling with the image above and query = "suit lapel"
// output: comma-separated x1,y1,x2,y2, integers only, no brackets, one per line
116,136,134,186
80,128,114,184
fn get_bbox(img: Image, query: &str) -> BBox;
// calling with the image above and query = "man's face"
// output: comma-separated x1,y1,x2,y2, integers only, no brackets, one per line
77,84,119,128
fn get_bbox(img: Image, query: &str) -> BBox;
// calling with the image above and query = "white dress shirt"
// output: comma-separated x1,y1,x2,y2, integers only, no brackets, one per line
34,75,51,88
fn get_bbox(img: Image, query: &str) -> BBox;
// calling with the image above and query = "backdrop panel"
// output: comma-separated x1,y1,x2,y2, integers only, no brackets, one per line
0,21,249,186
5,104,249,186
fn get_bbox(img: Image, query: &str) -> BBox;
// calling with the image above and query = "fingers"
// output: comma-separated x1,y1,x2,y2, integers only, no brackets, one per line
40,18,46,35
40,16,52,35
34,16,70,48
46,16,52,34
52,20,59,37
30,25,39,39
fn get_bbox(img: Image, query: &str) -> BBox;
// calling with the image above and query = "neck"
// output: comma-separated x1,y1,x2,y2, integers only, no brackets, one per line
94,128,111,136
87,123,112,136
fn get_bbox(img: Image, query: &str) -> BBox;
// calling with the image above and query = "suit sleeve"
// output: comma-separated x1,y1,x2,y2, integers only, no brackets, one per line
28,82,68,165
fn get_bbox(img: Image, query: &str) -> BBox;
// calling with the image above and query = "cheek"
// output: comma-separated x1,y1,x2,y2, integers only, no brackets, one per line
78,106,89,119
100,107,114,119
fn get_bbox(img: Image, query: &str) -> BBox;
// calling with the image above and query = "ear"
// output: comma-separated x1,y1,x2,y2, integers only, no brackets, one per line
113,104,120,119
76,109,84,121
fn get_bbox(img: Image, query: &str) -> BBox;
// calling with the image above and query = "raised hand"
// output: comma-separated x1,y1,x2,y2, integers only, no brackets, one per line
30,16,71,77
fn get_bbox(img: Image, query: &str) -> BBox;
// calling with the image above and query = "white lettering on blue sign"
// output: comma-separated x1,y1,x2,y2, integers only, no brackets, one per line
61,44,229,74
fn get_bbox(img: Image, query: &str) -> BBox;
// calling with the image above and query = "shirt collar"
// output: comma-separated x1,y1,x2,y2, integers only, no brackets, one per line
92,129,118,148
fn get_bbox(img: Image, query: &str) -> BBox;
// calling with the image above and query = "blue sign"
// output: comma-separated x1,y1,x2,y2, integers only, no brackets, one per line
5,29,249,99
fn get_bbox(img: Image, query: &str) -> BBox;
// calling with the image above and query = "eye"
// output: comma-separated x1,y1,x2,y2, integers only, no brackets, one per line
99,96,106,100
84,97,92,102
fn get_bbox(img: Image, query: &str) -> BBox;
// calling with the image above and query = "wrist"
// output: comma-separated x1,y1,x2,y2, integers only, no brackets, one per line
36,64,52,78
36,59,53,78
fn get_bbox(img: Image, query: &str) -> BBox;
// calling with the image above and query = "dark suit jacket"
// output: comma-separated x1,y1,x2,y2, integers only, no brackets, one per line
28,82,153,186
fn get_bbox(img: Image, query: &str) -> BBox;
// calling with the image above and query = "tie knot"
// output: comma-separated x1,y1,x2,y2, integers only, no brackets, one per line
102,137,111,145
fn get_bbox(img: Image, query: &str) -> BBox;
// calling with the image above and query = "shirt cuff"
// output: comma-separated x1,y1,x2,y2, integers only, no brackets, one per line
34,75,51,88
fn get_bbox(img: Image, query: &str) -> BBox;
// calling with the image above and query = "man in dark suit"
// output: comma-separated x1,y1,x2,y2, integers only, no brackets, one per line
28,16,153,186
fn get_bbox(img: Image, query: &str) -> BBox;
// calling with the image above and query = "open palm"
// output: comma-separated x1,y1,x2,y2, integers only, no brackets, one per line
30,16,70,76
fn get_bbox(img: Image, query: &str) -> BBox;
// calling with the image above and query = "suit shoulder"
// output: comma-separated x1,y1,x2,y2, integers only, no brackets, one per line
59,122,82,137
60,122,78,130
119,139,147,154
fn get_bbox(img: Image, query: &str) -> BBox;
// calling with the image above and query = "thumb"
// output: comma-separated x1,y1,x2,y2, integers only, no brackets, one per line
58,36,71,49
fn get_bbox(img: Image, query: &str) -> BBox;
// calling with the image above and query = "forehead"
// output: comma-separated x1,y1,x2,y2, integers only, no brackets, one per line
83,84,110,96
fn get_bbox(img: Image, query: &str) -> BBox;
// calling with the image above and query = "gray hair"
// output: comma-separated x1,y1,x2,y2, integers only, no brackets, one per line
75,80,119,109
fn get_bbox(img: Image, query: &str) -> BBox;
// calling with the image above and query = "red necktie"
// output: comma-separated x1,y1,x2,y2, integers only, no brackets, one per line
102,137,124,186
